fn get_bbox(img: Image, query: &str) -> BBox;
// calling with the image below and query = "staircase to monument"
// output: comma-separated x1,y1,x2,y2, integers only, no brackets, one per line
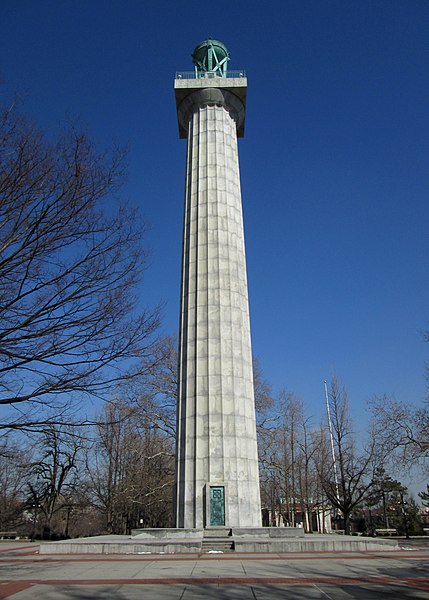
202,528,234,552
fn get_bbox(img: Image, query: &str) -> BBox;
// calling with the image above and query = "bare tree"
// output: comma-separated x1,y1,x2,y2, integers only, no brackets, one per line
318,378,380,534
297,414,325,533
258,390,324,531
87,397,174,533
370,395,429,469
0,104,159,431
253,357,275,417
27,425,83,537
133,335,178,438
278,391,302,527
0,441,30,532
258,421,284,526
309,426,336,533
254,359,279,524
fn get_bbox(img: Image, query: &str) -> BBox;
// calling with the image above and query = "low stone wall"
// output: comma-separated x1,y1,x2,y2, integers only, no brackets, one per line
39,531,400,555
232,527,305,538
39,537,202,555
131,528,201,539
234,537,399,553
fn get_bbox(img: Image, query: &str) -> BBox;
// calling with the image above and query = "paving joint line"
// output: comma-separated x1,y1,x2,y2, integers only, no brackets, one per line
1,551,428,564
312,583,336,599
0,576,427,586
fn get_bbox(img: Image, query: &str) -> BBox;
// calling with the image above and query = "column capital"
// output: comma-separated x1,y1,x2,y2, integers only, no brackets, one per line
175,77,247,139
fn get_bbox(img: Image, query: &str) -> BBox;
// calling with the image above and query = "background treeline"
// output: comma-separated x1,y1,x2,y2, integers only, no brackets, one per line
256,373,428,536
1,352,428,539
0,335,177,539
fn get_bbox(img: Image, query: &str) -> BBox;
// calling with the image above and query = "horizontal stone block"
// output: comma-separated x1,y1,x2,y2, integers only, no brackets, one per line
131,528,201,539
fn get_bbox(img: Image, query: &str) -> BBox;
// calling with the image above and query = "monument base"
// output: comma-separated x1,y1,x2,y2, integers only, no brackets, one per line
39,528,401,555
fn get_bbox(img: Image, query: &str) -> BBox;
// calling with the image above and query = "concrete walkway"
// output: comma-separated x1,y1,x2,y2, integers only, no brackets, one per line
0,541,428,599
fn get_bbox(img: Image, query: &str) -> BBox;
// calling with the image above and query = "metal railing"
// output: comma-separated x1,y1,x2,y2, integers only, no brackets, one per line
175,70,246,80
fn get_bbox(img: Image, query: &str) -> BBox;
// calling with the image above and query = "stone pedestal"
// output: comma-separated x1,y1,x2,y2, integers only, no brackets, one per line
174,76,261,528
39,530,401,555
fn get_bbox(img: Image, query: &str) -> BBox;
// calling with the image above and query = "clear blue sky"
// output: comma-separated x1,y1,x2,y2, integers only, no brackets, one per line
1,0,428,431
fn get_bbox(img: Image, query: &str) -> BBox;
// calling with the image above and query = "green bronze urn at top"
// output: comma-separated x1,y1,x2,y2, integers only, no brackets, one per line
192,38,230,77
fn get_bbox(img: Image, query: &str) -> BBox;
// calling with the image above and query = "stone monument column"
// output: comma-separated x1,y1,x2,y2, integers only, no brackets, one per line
174,39,261,528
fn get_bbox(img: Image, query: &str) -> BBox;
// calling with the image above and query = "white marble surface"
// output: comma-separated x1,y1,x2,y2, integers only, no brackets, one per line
175,84,261,528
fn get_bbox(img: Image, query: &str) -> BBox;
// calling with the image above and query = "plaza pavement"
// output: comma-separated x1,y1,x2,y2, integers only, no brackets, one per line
0,540,428,599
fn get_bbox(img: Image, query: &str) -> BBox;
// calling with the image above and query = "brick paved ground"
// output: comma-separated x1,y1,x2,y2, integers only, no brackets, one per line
0,541,428,599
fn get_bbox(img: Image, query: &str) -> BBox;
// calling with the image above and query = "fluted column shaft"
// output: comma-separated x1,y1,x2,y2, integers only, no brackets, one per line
175,85,261,528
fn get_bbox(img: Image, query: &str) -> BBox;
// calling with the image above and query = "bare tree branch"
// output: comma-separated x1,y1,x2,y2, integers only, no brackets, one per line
0,104,160,429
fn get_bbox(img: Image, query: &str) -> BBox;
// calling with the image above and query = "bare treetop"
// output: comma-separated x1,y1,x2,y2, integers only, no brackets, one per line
0,105,160,431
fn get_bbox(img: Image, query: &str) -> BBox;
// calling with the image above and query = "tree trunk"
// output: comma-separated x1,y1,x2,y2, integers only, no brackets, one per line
343,510,351,535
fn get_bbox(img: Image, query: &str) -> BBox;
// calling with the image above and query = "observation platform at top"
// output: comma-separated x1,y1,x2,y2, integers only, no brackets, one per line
175,70,246,79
